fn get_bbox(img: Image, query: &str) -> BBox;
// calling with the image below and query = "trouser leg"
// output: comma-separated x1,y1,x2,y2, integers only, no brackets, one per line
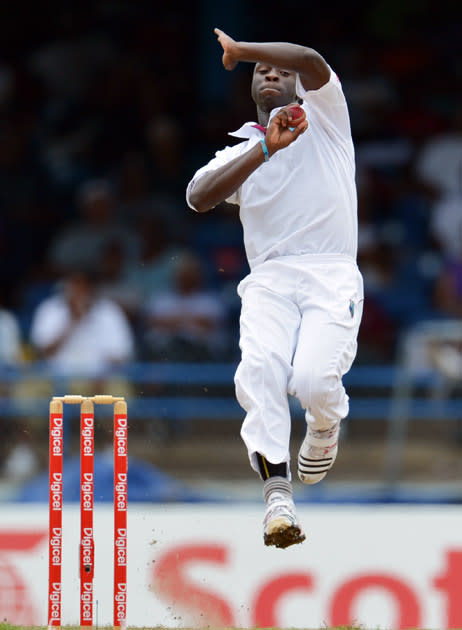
234,284,300,479
290,264,363,431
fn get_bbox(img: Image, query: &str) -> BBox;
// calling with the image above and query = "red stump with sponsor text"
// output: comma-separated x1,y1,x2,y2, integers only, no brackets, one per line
48,399,63,630
47,395,128,630
80,398,95,628
113,400,128,629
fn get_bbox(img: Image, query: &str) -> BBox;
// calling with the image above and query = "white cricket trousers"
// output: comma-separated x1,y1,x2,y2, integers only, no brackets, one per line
234,254,363,477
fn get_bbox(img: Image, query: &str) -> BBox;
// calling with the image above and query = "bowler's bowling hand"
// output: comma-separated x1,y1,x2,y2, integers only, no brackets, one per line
214,28,239,71
265,105,309,155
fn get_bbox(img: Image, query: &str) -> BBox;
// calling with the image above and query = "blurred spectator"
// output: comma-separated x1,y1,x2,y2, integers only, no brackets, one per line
430,193,462,261
30,269,134,376
190,203,247,284
433,259,462,320
0,302,22,364
98,239,140,321
356,229,397,362
2,434,40,483
143,252,228,361
341,50,398,140
29,22,117,101
430,340,462,384
144,116,188,232
116,151,154,219
122,216,184,303
415,107,462,198
146,116,183,190
48,179,139,273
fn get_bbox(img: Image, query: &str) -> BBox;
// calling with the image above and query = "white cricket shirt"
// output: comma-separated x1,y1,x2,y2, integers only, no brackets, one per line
30,294,134,375
187,69,357,269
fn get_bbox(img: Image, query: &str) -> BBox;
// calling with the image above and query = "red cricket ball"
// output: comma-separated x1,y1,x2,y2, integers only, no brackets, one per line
288,105,305,123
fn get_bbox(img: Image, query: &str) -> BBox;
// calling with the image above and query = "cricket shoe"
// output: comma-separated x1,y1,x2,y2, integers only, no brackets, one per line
263,493,306,549
298,424,339,484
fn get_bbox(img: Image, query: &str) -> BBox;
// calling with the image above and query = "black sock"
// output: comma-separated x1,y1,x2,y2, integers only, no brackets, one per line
256,453,287,479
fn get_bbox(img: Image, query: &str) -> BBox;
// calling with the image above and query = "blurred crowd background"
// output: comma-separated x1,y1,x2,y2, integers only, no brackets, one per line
0,1,460,496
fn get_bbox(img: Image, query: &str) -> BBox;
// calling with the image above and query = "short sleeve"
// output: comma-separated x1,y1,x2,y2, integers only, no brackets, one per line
296,67,353,144
186,142,247,210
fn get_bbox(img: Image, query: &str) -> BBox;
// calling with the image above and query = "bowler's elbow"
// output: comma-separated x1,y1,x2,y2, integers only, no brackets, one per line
189,187,213,213
299,48,330,90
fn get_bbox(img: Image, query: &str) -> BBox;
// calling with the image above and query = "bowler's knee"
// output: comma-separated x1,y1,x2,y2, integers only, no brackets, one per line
293,369,346,423
235,348,291,407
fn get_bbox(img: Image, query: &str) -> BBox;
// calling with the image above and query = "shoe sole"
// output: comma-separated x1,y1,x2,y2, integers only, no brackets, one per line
264,517,306,549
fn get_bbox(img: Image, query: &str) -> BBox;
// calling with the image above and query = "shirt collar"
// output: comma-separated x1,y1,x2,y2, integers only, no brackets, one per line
228,122,264,139
228,106,284,139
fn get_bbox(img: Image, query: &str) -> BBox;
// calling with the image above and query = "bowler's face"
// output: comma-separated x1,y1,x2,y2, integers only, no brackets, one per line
251,63,297,112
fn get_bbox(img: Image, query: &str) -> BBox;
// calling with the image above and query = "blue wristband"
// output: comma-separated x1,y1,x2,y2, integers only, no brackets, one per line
260,138,270,162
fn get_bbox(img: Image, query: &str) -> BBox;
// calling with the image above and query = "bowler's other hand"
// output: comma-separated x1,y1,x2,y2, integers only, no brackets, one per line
214,28,239,71
265,104,309,155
